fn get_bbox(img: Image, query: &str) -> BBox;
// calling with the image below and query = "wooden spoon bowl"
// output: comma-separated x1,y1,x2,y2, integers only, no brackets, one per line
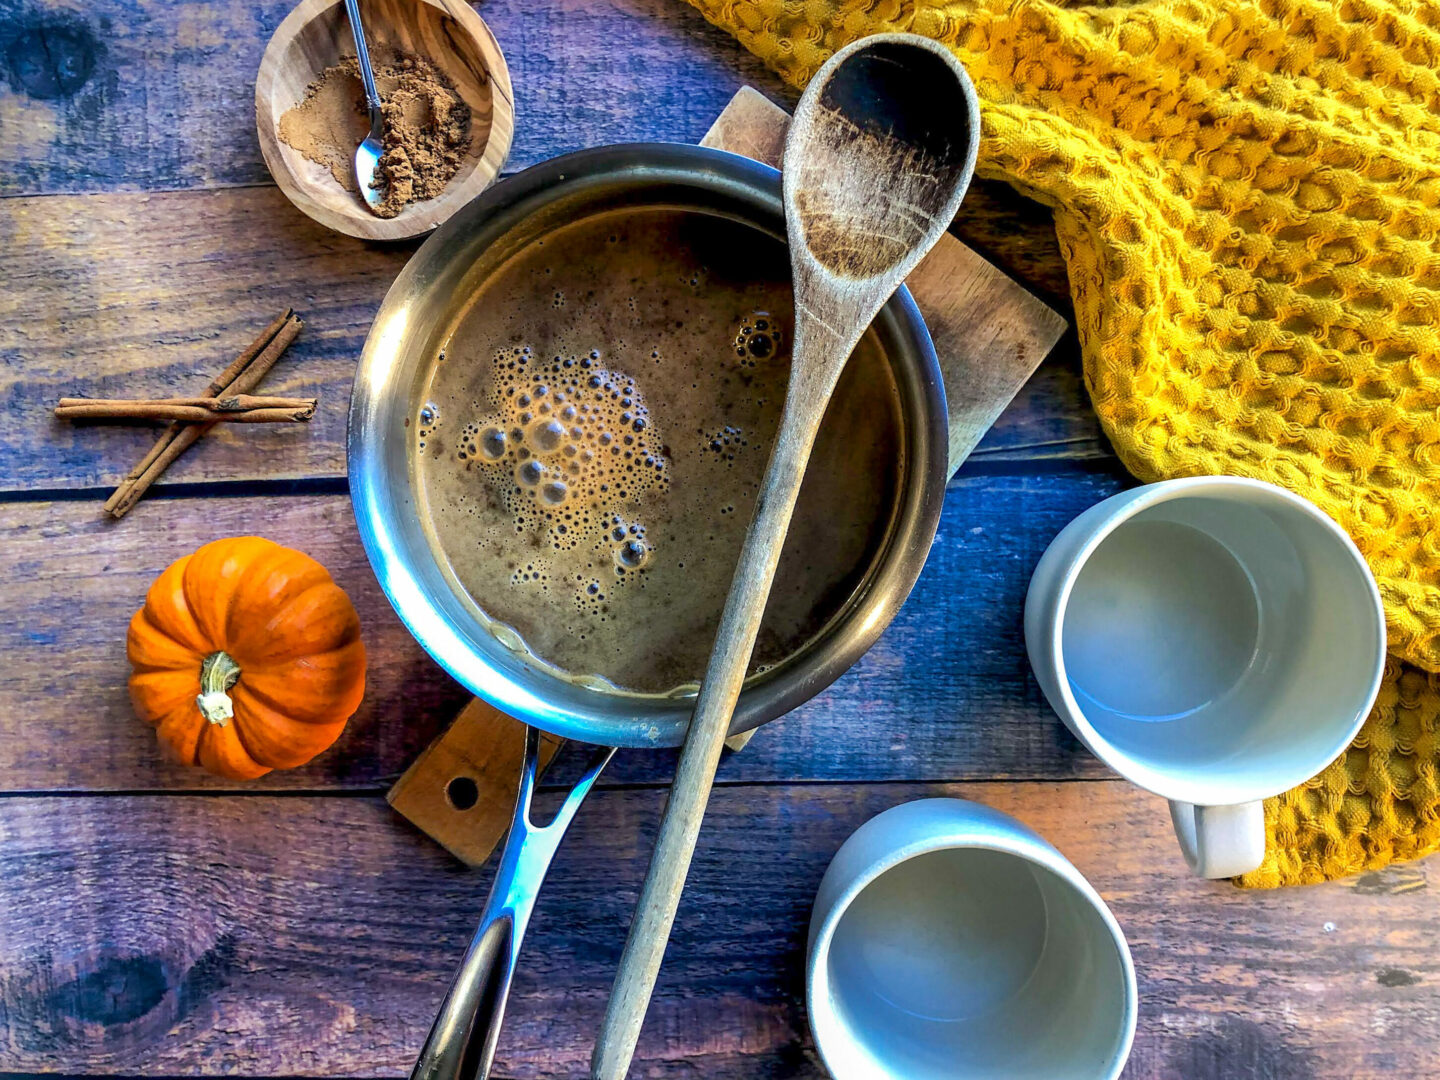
256,0,513,241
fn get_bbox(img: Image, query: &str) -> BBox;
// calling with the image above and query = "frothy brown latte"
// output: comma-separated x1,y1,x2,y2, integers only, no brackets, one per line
416,208,903,694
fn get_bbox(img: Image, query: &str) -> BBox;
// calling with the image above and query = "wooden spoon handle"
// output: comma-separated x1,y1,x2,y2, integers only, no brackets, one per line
591,404,824,1079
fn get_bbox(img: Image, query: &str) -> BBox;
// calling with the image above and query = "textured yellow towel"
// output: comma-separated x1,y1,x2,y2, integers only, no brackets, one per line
686,0,1440,885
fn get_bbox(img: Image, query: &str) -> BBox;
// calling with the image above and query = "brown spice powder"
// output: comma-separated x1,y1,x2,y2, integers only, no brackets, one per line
278,52,472,219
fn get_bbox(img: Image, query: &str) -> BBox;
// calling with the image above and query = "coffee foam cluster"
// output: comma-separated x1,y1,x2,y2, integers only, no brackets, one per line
443,346,667,615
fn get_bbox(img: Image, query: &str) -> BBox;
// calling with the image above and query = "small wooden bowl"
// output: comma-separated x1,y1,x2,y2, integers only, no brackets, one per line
256,0,513,241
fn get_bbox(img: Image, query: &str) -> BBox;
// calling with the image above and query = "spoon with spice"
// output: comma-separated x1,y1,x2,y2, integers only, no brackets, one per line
341,0,387,213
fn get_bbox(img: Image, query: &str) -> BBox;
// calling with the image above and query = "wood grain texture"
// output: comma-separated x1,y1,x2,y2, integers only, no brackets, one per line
0,473,1129,792
953,178,1075,309
0,185,406,492
0,0,1072,305
0,0,1074,306
3,1,1418,1078
254,0,513,240
387,700,562,867
0,0,785,197
0,14,1087,496
0,493,467,792
1,784,1435,1079
0,183,1097,493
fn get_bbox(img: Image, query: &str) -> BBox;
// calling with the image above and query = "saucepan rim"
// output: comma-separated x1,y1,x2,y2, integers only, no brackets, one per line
348,142,948,747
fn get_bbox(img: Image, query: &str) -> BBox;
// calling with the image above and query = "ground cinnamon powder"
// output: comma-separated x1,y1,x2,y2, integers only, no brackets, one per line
278,53,471,219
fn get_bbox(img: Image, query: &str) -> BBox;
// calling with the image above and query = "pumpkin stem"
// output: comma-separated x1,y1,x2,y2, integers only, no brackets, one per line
196,651,242,726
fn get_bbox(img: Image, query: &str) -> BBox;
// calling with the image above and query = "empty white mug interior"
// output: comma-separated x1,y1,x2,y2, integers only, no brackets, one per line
1058,486,1383,805
815,844,1131,1080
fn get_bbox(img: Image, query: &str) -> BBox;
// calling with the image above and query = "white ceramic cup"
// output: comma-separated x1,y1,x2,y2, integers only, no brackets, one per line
1025,476,1386,878
807,798,1136,1080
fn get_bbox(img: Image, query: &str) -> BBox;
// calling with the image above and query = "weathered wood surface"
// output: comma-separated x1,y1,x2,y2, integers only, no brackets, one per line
0,472,1128,792
1,187,406,492
0,1,1096,495
0,0,1072,300
0,0,1072,297
5,0,1426,1076
0,185,1097,495
0,0,781,196
1,785,1435,1079
0,493,467,791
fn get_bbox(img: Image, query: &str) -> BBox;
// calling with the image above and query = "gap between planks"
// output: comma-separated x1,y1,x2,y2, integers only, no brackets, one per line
0,774,1134,800
1,784,1434,1079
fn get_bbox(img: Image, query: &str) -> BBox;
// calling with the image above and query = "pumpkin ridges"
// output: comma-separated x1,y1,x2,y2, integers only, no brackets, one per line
223,542,332,647
139,555,213,656
129,670,198,730
228,581,362,663
236,639,367,723
153,701,205,766
223,697,273,770
183,537,275,649
127,607,203,672
127,537,366,780
196,718,272,780
226,686,348,768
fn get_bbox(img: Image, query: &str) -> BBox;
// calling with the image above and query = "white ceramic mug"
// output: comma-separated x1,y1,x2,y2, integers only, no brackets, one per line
1025,476,1386,878
807,798,1136,1080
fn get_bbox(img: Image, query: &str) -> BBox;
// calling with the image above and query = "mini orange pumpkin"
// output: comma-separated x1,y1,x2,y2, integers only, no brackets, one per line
127,536,366,779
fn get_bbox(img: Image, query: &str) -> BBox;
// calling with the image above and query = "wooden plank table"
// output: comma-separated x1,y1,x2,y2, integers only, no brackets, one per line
0,2,1435,1078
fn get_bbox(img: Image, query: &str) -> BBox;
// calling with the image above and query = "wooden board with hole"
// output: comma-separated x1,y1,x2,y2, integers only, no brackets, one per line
387,701,563,866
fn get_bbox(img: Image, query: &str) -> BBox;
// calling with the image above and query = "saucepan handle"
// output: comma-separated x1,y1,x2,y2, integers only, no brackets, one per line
411,728,614,1080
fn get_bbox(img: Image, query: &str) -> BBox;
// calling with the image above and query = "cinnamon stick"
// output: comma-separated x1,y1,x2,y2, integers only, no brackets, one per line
102,309,294,514
57,395,316,422
105,311,304,519
102,310,294,513
202,311,296,397
213,394,312,413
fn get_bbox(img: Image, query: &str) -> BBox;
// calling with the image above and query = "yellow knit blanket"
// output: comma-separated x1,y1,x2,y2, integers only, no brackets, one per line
686,0,1440,885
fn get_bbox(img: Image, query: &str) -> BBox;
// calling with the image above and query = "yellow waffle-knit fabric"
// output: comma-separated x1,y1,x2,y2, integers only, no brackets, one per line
683,0,1440,885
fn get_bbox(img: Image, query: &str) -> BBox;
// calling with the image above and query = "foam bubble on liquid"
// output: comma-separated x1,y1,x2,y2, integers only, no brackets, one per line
734,311,782,368
614,538,650,570
440,345,670,613
417,401,441,451
480,427,507,459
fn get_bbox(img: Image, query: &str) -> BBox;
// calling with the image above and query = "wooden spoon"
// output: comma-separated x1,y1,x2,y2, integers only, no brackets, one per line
592,34,981,1079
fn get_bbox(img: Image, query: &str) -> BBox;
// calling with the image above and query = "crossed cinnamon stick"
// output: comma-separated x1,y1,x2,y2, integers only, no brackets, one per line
91,310,306,519
57,395,316,423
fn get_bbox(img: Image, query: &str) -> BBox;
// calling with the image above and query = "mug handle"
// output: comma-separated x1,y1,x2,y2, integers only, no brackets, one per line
1168,800,1266,878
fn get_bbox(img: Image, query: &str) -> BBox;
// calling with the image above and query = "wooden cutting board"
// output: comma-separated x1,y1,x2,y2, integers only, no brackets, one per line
387,87,1068,866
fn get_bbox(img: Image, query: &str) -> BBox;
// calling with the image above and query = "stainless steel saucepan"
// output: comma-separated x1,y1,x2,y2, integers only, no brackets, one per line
348,143,948,1080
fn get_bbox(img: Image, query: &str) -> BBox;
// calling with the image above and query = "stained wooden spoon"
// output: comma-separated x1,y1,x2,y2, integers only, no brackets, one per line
591,34,981,1078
